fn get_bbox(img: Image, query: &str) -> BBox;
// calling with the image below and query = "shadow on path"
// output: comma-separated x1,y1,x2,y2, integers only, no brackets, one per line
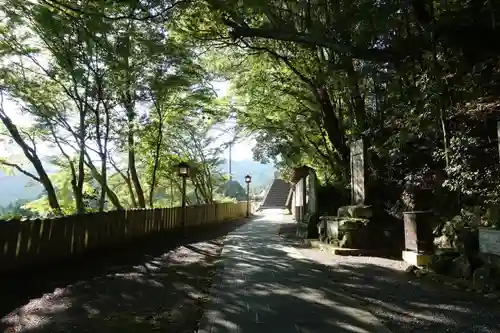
0,219,247,333
298,247,500,333
199,214,500,333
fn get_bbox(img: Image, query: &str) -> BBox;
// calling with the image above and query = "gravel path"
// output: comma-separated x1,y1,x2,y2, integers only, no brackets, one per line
0,221,246,333
279,224,500,333
198,211,393,333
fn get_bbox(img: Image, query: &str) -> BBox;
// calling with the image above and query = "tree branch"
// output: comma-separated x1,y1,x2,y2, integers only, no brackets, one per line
0,160,41,182
240,39,316,88
226,22,399,63
41,0,187,21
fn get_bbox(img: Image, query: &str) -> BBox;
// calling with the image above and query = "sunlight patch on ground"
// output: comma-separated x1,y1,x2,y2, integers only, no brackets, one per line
257,209,285,220
270,243,305,260
408,301,472,313
325,320,377,333
2,292,72,332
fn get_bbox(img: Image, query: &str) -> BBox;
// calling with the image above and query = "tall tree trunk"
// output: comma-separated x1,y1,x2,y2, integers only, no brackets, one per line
126,170,138,207
98,102,111,211
0,109,61,212
170,177,174,207
71,164,83,213
108,156,137,207
84,152,123,210
149,114,163,208
99,153,107,211
122,32,146,208
34,160,60,211
76,109,86,213
315,87,349,165
126,103,146,207
189,130,214,203
430,1,450,168
193,176,209,204
49,123,83,213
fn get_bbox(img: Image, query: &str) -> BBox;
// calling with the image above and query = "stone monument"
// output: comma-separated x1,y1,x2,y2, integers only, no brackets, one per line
350,138,366,204
479,228,500,257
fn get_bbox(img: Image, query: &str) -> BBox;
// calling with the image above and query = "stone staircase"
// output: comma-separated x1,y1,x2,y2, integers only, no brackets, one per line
259,178,292,209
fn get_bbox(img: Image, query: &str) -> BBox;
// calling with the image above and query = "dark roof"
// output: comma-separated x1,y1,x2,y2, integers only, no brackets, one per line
291,166,312,184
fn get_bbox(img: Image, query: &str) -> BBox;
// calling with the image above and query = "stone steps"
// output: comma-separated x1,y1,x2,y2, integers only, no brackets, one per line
260,179,291,209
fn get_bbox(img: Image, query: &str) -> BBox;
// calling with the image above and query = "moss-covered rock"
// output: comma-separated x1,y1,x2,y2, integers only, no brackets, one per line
337,205,372,218
428,249,460,274
318,216,371,248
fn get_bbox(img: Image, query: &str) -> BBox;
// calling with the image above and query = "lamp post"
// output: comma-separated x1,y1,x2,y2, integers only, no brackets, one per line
177,162,190,232
245,174,252,217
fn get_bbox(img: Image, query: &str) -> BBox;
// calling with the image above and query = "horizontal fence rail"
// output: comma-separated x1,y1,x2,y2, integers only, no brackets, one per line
0,202,250,275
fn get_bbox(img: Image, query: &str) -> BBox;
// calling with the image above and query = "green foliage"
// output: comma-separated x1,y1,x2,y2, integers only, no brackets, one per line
2,0,500,223
177,0,500,220
0,198,36,219
0,0,244,216
221,180,247,201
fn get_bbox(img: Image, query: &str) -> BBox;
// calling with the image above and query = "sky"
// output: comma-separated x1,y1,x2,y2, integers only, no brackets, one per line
211,81,256,162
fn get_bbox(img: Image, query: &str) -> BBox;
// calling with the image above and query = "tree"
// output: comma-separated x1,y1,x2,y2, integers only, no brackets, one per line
181,0,500,220
0,0,232,216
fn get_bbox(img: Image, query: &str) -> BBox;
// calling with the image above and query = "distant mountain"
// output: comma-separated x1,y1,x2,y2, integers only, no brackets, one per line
222,159,275,190
0,172,43,207
0,159,275,207
0,163,57,207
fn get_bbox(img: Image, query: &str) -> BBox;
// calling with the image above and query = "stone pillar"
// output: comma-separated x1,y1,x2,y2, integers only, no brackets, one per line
307,169,318,215
402,210,434,266
295,177,305,222
350,138,366,205
302,177,307,214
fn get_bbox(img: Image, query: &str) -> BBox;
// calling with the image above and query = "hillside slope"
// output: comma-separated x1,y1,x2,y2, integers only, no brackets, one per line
0,172,43,206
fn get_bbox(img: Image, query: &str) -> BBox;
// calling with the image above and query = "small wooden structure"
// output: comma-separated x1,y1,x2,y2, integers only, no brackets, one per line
287,166,318,222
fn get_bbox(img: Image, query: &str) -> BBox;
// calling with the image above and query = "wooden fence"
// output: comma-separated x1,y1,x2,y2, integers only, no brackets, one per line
0,202,248,275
